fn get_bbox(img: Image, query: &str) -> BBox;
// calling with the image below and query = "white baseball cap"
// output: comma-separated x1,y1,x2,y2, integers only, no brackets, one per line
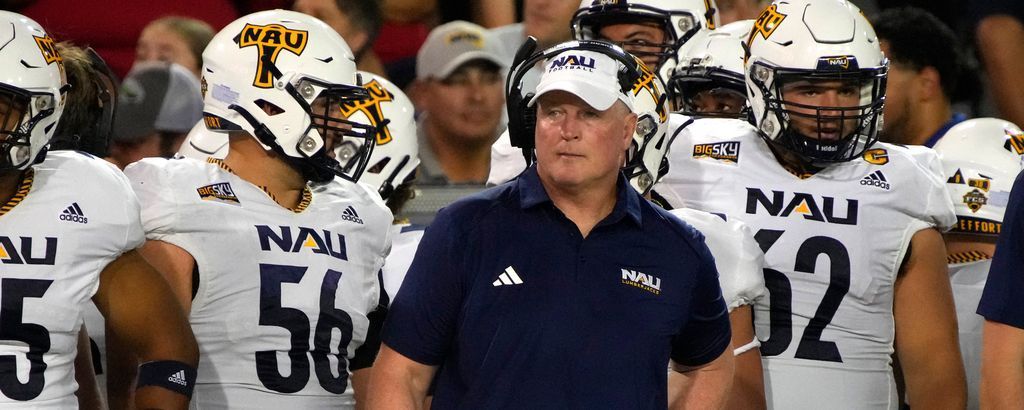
528,49,635,112
416,20,506,80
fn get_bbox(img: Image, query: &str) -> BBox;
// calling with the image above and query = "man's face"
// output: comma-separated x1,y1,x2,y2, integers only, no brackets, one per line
597,22,667,69
534,90,636,191
0,96,25,135
136,23,199,76
293,0,365,52
424,62,504,144
524,0,580,47
780,79,862,141
878,40,913,144
687,87,747,116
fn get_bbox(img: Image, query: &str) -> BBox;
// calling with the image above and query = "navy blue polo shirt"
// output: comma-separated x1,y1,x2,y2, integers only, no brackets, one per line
978,170,1024,328
382,165,731,409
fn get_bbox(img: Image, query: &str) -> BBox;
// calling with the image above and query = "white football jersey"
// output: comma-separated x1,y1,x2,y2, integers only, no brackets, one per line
655,118,956,409
125,157,392,408
381,223,425,300
949,258,990,410
0,151,143,407
668,208,765,311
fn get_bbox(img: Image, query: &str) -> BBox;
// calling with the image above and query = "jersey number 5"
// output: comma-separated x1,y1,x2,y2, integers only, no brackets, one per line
755,229,850,362
0,278,53,401
256,264,354,394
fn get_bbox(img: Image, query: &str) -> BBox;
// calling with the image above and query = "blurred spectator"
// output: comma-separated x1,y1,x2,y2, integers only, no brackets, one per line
294,0,387,77
19,0,236,78
972,3,1024,128
873,7,973,147
492,0,579,59
412,21,506,184
108,62,203,169
716,0,767,25
49,42,118,157
135,16,214,79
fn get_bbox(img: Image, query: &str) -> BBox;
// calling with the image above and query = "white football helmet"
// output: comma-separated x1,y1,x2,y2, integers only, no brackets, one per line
669,19,751,119
571,0,720,80
0,11,67,172
177,121,228,160
201,10,375,183
624,55,671,194
343,72,419,200
934,118,1024,237
745,0,887,164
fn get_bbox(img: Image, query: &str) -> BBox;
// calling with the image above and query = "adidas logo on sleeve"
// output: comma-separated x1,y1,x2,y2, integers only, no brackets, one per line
859,170,890,190
492,266,524,287
58,202,88,224
341,206,364,224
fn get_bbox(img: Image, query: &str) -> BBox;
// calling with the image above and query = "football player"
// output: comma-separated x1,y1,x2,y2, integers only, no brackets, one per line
119,10,393,408
0,11,198,409
668,19,752,119
933,118,1024,410
655,1,967,408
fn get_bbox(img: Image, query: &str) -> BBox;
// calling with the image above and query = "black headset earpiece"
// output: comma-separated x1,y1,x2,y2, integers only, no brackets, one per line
504,38,647,167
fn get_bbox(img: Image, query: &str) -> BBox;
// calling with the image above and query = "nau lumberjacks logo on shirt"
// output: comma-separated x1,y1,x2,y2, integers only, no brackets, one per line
621,268,661,295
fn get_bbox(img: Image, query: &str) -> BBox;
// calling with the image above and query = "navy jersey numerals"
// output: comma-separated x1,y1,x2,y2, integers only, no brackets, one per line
0,278,54,401
256,264,354,394
755,230,850,362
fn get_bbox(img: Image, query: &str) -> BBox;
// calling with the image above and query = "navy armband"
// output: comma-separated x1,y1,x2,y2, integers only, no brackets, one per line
137,360,197,398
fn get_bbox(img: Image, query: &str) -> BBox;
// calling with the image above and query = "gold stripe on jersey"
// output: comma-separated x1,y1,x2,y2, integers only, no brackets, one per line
0,169,34,217
947,251,991,265
207,158,312,213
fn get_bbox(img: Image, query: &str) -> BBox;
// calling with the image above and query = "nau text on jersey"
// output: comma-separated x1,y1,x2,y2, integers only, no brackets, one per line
0,236,57,265
746,188,859,225
256,225,347,261
692,141,741,164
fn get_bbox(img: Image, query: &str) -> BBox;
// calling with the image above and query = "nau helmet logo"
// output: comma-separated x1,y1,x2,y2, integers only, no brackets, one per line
235,23,309,88
817,55,860,72
339,79,395,145
33,34,65,80
747,4,787,51
631,56,667,122
1005,129,1024,155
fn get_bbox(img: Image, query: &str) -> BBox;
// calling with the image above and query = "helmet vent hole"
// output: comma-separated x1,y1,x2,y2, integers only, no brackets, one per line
254,99,284,116
367,157,390,174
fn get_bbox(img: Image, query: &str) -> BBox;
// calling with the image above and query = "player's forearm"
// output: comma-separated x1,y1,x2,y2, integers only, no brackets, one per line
726,347,765,410
902,352,966,409
981,320,1024,409
668,351,735,410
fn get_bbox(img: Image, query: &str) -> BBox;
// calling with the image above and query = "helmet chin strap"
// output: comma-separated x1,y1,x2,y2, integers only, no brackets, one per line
227,104,333,183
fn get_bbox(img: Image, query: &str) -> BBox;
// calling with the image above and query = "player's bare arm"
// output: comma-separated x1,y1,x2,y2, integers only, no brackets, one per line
893,228,966,409
94,250,198,410
981,320,1024,408
366,344,438,410
727,306,765,409
668,347,735,410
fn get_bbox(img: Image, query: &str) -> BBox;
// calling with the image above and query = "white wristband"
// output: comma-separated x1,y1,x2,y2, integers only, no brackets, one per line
733,338,761,356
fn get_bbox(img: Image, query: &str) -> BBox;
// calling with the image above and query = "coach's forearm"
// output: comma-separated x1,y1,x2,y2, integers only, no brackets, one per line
981,320,1024,409
367,345,436,410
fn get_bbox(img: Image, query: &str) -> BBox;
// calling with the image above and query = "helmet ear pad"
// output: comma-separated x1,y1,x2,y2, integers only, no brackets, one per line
504,38,647,165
